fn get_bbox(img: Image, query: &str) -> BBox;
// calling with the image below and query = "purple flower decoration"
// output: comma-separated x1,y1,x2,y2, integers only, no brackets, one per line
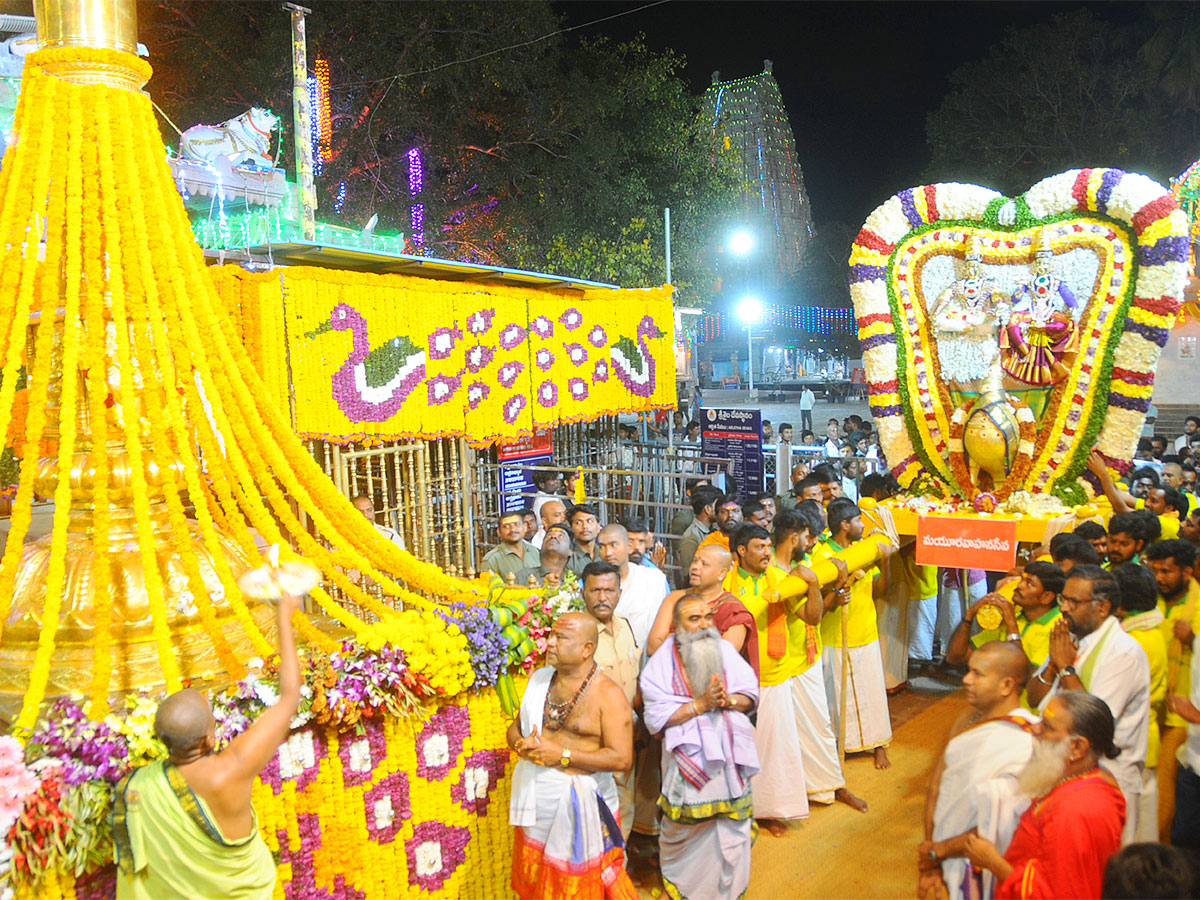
277,813,366,900
466,381,490,410
428,325,463,360
261,725,329,794
537,380,558,408
416,705,470,781
534,347,555,371
593,359,609,383
466,308,495,335
498,323,527,350
427,373,461,405
497,360,524,389
559,308,583,330
364,771,412,844
531,315,554,339
568,377,589,401
564,343,588,366
465,344,494,373
587,324,607,347
503,394,527,424
451,749,510,815
406,820,471,893
338,718,385,787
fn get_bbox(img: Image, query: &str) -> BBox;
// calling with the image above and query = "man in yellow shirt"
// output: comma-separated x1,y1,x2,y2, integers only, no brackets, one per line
771,508,868,812
810,498,895,770
724,523,809,835
944,561,1064,670
1144,538,1200,840
1112,562,1168,843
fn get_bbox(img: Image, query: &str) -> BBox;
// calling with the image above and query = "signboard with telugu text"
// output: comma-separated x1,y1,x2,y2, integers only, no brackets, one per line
700,408,763,497
496,429,553,514
915,515,1017,572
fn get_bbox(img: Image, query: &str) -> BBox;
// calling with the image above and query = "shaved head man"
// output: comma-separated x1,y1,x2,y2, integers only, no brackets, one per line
598,523,667,647
920,642,1037,899
116,593,303,898
646,544,758,676
508,612,635,899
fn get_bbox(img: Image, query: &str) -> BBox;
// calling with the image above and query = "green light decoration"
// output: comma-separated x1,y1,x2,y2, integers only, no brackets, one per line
190,189,406,253
1170,158,1200,277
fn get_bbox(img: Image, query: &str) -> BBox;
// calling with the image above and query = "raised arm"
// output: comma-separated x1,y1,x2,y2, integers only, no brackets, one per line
647,589,685,656
221,592,303,780
1085,450,1135,513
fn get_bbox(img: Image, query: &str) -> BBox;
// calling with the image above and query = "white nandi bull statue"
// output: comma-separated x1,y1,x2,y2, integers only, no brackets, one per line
179,107,280,168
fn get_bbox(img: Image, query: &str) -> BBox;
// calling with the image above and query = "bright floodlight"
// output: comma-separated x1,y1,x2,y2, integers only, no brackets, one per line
728,229,755,257
736,294,763,326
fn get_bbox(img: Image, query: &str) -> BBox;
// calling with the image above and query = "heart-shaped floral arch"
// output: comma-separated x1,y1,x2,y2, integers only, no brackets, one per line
850,169,1188,504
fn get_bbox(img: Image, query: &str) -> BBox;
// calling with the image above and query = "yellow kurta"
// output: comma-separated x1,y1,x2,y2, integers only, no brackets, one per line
1160,579,1200,728
114,760,276,900
1123,616,1167,767
810,537,878,649
724,565,794,686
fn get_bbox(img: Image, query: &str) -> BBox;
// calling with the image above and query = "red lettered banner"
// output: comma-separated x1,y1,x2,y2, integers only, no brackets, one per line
915,516,1017,572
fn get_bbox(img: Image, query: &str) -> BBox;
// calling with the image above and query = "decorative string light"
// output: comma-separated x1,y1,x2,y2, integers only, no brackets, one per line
306,74,322,177
705,68,815,277
315,57,331,162
407,146,425,252
698,304,854,343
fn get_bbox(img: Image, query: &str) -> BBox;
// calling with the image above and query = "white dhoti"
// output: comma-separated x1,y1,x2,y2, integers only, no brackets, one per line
509,667,635,899
790,664,843,802
933,711,1035,900
660,814,752,900
1134,767,1157,844
878,573,915,688
750,680,809,819
824,642,892,753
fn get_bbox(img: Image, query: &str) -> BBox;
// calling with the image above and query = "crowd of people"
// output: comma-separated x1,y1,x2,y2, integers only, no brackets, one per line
116,410,1200,900
493,411,1200,900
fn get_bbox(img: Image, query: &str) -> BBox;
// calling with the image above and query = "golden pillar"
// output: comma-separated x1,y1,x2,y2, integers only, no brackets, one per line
0,0,277,722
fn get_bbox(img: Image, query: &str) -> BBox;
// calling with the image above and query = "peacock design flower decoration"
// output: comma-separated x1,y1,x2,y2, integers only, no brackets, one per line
306,302,426,422
610,315,664,398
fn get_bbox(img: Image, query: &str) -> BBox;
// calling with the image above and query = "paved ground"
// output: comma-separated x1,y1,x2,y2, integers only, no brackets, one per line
628,665,966,898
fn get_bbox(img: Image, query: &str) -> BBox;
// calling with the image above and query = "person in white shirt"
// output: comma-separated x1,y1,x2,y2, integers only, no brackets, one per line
529,469,563,545
823,419,841,461
531,499,566,550
596,523,668,646
1175,416,1200,454
351,495,406,549
799,387,815,432
1026,564,1151,845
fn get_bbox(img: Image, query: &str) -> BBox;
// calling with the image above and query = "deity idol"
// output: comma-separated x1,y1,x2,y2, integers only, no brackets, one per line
1002,229,1079,390
931,237,1005,389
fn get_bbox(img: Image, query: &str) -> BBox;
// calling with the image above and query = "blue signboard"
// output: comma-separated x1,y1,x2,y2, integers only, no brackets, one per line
700,408,763,498
497,430,554,514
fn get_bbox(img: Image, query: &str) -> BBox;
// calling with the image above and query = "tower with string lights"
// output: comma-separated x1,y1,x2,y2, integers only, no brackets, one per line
706,61,816,286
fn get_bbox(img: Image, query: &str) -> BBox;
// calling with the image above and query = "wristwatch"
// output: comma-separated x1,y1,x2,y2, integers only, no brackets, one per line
559,747,571,768
1006,632,1021,643
1059,665,1077,680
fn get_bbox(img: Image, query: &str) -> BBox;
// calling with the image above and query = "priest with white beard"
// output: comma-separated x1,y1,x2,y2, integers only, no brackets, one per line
919,642,1037,900
641,595,759,900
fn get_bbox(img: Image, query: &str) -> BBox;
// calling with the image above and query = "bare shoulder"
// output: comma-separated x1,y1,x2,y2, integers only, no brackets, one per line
592,672,632,713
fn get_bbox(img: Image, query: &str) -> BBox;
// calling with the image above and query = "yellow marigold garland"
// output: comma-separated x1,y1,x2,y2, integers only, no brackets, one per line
0,71,59,637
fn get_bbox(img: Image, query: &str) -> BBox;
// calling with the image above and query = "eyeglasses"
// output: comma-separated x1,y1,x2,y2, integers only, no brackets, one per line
1057,596,1095,610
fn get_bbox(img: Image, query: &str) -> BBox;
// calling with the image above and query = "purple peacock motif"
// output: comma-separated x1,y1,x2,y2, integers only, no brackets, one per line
610,315,664,398
305,302,425,422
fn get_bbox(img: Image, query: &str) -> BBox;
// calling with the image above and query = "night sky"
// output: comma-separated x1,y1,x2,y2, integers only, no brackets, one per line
558,1,1146,231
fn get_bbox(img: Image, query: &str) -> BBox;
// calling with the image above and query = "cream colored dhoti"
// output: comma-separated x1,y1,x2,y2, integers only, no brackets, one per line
791,664,843,802
824,641,892,753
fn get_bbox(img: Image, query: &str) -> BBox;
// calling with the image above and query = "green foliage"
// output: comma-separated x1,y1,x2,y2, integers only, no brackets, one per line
145,3,739,299
925,9,1193,194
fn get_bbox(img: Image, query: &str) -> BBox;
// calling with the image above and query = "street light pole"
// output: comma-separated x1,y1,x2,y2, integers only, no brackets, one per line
747,321,754,392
